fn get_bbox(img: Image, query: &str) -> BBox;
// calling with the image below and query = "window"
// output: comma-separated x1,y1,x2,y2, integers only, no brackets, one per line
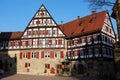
87,36,91,43
23,52,27,58
36,20,40,25
52,39,56,45
88,47,93,57
67,41,71,46
102,46,106,55
28,63,30,67
31,52,36,58
105,36,107,42
22,41,25,46
45,64,50,69
45,51,50,58
94,46,99,57
40,30,44,35
55,51,60,58
78,38,82,44
48,30,52,35
80,49,84,58
58,39,62,45
18,40,22,46
53,30,57,35
45,19,49,24
31,52,34,58
102,35,105,41
66,51,70,57
28,39,32,46
25,63,27,68
48,39,52,45
74,50,78,56
74,39,78,45
106,26,109,32
89,17,96,23
82,37,85,43
39,39,43,46
15,41,18,47
34,30,38,35
28,31,31,35
94,34,99,41
25,63,30,68
45,39,49,45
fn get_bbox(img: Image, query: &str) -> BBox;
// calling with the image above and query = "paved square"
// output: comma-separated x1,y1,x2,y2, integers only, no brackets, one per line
0,74,82,80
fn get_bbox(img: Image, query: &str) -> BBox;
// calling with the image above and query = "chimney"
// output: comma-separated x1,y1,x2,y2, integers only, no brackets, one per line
61,21,64,31
92,11,96,14
77,16,80,19
61,21,63,24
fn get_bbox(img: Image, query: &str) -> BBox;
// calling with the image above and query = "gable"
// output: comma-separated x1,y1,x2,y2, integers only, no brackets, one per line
29,5,57,27
101,13,115,38
21,4,64,39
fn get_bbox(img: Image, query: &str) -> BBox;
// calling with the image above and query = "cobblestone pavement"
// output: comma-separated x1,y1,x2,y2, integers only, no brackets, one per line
0,74,84,80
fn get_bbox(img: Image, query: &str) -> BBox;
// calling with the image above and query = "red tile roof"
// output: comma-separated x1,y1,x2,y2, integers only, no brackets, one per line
0,11,107,40
0,32,23,40
59,10,107,37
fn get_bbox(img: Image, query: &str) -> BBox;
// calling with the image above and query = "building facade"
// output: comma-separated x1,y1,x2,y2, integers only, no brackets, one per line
0,4,116,76
111,0,120,79
112,0,120,41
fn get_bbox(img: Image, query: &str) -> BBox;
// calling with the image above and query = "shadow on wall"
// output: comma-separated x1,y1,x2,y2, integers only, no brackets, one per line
0,32,17,79
115,53,120,80
0,53,17,79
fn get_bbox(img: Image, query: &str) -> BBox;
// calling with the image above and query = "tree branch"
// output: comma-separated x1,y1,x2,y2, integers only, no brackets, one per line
86,0,115,10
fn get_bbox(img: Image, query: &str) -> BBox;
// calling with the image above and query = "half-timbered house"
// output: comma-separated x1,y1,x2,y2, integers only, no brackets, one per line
0,4,115,76
60,10,116,76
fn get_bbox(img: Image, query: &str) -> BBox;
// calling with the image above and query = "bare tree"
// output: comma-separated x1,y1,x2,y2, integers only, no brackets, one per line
86,0,115,10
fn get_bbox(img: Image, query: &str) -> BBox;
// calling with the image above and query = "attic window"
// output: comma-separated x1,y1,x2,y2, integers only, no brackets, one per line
79,20,85,26
81,26,88,32
89,17,96,23
71,32,75,35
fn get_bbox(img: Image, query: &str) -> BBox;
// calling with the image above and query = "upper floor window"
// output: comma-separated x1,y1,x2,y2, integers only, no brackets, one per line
53,30,57,35
94,34,99,41
87,36,92,43
82,37,85,43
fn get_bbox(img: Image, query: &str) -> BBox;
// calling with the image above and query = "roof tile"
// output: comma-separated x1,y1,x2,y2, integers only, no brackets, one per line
0,32,23,40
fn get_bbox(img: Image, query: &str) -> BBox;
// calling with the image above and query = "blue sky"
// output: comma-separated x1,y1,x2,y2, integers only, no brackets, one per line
0,0,117,33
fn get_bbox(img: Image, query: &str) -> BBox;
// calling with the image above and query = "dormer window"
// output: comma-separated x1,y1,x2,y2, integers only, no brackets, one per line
89,17,96,23
79,20,85,26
